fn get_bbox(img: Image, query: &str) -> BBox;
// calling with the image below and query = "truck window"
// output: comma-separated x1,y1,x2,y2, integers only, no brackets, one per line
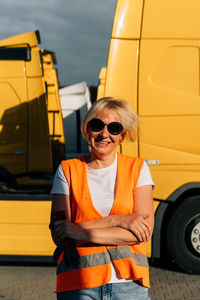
0,47,31,61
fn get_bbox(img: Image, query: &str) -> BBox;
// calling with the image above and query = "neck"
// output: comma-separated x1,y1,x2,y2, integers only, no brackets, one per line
87,152,117,169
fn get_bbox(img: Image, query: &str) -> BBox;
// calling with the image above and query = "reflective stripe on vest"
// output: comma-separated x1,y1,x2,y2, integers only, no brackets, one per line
57,246,148,275
109,247,148,267
57,251,111,274
57,153,150,292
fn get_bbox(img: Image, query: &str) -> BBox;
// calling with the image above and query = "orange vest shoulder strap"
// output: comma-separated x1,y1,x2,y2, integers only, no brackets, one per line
117,153,144,190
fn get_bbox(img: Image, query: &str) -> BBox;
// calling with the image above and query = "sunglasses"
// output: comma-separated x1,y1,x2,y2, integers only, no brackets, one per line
87,118,123,135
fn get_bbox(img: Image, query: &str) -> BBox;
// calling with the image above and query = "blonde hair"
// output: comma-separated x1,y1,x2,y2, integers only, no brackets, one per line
81,97,140,142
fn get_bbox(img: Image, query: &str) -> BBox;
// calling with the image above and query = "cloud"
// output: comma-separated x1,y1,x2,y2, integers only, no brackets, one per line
0,0,117,86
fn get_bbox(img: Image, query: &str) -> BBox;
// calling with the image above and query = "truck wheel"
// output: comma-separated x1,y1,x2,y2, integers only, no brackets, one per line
166,196,200,274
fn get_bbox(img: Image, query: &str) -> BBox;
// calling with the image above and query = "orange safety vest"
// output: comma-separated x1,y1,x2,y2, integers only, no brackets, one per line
56,153,150,292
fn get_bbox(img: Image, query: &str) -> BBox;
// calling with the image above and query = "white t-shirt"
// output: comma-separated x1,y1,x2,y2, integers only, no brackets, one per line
51,154,154,283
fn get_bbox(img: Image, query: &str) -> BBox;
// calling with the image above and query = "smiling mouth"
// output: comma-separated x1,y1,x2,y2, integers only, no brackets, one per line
98,141,110,144
94,138,110,144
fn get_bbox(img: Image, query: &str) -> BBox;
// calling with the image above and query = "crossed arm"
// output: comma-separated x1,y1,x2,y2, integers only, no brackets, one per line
50,185,154,246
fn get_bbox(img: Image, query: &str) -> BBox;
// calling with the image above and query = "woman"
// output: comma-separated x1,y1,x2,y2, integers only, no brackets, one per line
50,97,154,300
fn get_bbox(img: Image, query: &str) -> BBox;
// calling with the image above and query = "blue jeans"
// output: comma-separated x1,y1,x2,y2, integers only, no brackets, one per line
57,281,151,300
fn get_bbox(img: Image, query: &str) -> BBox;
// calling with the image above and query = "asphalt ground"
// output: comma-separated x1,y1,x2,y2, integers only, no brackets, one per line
0,262,199,300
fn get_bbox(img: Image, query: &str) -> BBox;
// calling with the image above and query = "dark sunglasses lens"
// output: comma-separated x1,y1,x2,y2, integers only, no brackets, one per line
88,118,104,132
108,122,123,135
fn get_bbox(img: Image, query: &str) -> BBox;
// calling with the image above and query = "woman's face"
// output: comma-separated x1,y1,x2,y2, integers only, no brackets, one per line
87,110,124,158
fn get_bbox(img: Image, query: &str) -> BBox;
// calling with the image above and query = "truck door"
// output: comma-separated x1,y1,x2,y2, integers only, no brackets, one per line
138,1,200,200
0,47,29,177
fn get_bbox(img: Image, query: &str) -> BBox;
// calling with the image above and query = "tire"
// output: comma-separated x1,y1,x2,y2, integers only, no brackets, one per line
166,196,200,274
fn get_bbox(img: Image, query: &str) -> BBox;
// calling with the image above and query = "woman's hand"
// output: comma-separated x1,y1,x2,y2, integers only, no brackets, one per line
116,213,151,242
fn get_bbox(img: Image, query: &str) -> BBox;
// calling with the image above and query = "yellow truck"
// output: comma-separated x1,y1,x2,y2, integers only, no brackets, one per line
97,0,200,274
0,31,64,261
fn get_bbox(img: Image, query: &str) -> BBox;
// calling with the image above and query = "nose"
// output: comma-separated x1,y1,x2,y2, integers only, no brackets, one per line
99,124,109,138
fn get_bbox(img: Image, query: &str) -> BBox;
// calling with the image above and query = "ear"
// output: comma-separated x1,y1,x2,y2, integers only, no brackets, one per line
87,131,90,140
119,132,125,143
86,130,92,142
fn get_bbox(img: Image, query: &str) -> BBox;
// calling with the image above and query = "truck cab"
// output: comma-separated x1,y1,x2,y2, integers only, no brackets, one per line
97,0,200,274
0,31,65,191
0,31,65,260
